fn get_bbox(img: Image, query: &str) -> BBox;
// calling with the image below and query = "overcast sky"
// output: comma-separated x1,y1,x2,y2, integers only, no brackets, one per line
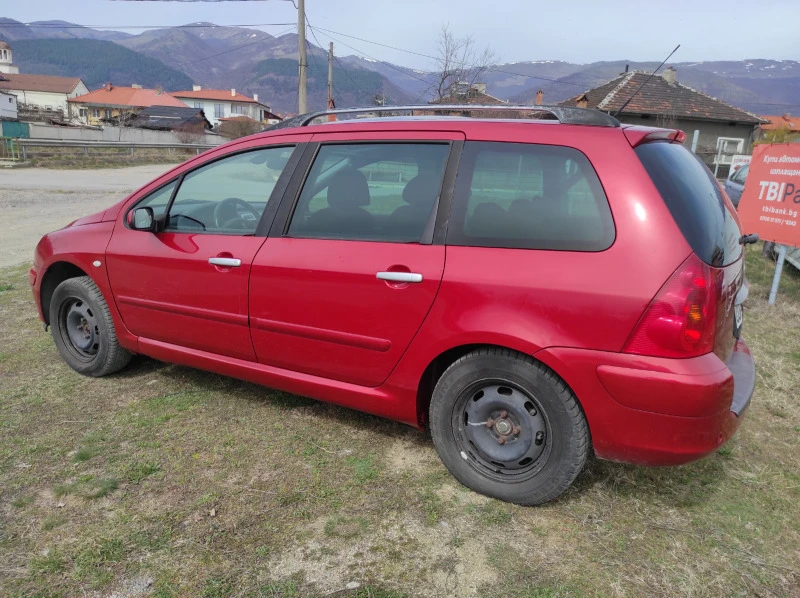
4,0,800,69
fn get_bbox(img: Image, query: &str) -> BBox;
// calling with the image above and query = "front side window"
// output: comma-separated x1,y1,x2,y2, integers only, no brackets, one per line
288,143,449,243
135,146,294,235
136,180,178,219
449,142,614,251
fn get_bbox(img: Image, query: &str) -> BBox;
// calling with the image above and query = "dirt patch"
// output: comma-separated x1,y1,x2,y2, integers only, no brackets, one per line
383,436,441,476
268,514,498,598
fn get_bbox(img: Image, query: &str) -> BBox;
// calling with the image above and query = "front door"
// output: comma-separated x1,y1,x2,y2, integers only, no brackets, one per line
106,144,299,361
250,134,463,386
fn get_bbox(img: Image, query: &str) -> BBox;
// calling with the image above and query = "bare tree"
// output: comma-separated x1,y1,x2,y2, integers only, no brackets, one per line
431,24,496,100
174,122,206,145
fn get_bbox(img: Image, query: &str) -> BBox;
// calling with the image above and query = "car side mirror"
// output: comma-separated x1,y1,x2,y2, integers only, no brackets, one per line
130,207,156,232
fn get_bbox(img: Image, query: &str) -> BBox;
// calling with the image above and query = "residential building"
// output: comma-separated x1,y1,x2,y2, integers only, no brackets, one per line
0,40,89,121
559,68,764,176
170,86,281,128
425,82,509,117
758,113,800,139
0,90,17,120
68,83,188,126
0,40,20,74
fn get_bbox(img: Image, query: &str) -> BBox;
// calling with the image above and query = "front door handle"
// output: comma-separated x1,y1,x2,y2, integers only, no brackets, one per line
376,271,423,283
209,257,241,267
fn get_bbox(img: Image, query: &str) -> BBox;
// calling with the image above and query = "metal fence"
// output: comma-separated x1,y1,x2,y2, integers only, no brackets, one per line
13,139,219,161
0,137,21,161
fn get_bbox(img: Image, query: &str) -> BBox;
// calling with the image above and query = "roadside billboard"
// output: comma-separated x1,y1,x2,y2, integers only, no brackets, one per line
737,143,800,248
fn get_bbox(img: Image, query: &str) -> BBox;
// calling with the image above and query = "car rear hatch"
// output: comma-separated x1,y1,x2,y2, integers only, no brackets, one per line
632,137,754,414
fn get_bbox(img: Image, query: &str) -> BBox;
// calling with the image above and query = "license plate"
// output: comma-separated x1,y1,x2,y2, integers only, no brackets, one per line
733,304,743,338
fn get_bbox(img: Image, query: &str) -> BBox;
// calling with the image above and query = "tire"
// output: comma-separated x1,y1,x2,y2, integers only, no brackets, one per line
49,276,131,377
429,348,589,506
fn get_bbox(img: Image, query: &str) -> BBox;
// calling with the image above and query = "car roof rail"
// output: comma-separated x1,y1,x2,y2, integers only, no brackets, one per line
267,105,621,131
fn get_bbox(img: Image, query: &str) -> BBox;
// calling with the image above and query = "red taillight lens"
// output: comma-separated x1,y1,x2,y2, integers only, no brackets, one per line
623,254,720,358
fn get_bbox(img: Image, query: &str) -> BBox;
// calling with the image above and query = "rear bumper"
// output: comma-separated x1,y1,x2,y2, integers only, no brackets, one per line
535,340,755,466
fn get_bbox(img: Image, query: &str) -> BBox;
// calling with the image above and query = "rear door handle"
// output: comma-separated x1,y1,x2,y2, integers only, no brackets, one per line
376,271,423,283
209,257,241,267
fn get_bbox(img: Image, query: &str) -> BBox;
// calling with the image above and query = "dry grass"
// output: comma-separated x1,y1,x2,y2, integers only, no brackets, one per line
24,147,192,170
0,244,798,597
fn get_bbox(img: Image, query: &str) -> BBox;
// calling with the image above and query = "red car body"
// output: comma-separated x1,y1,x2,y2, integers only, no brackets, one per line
30,115,755,469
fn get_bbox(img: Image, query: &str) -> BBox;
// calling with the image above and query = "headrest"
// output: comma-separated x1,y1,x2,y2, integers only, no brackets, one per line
402,174,440,206
327,168,370,207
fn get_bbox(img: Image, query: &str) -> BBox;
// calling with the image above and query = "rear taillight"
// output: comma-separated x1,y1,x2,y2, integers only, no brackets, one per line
623,254,720,358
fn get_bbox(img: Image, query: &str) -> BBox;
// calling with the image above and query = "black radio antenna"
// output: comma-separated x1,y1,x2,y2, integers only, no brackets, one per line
613,44,680,118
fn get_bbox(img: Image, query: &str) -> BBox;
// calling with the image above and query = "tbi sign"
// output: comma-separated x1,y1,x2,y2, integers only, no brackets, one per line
737,143,800,247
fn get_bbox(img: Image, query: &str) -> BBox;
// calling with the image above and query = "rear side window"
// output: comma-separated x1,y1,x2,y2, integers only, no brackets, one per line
448,142,614,251
636,142,742,266
288,143,449,242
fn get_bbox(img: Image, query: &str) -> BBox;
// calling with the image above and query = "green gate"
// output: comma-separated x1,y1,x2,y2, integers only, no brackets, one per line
0,121,30,139
0,137,20,161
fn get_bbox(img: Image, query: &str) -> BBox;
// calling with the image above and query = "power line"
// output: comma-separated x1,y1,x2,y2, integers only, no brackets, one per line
310,25,591,90
304,14,374,100
173,25,295,67
310,26,431,88
1,21,295,30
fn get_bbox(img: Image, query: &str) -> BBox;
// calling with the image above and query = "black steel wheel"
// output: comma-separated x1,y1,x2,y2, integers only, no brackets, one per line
49,276,131,377
430,348,589,505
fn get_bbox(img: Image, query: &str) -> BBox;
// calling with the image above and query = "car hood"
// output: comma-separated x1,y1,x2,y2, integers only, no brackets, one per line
102,197,128,222
65,210,106,228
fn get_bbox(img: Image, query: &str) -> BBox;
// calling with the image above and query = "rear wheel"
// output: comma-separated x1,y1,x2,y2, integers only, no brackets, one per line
49,276,131,377
429,348,589,505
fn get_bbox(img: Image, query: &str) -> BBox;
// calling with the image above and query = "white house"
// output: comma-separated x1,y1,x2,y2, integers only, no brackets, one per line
0,40,89,119
170,86,281,128
0,90,18,120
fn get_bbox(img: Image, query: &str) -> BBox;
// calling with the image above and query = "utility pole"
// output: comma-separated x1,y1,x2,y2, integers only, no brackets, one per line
327,42,335,110
297,0,307,114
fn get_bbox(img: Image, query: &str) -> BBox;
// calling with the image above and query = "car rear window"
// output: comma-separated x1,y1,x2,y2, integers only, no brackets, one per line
635,142,742,266
448,142,615,251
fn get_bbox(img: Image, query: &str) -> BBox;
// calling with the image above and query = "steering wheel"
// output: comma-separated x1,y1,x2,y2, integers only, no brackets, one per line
213,197,260,230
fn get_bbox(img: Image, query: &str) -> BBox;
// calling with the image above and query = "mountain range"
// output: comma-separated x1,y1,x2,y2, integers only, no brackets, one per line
1,17,798,117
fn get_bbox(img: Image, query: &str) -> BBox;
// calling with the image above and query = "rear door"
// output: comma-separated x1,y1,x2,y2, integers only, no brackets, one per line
249,131,464,386
106,140,306,361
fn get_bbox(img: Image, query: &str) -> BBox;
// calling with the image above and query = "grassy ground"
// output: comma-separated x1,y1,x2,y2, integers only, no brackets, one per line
0,244,798,597
24,148,192,170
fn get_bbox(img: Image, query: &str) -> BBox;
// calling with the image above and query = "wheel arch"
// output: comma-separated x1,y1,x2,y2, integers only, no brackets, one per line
415,343,587,431
40,261,88,325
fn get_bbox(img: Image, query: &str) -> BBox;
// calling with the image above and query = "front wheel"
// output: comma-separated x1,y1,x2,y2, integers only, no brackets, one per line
49,276,131,377
429,348,589,505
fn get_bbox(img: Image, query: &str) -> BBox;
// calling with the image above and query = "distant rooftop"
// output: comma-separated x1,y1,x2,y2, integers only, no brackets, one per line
760,113,800,132
68,84,187,108
560,69,763,124
0,72,84,94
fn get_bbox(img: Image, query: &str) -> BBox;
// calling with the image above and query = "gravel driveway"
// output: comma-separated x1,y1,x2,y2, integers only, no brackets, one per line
0,164,176,267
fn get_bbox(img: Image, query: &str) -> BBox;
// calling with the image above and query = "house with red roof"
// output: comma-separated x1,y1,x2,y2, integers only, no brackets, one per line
68,83,188,126
559,67,765,175
759,114,800,137
170,86,280,128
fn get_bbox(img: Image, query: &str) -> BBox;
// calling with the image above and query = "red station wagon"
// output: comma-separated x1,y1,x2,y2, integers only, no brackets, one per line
30,106,757,505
